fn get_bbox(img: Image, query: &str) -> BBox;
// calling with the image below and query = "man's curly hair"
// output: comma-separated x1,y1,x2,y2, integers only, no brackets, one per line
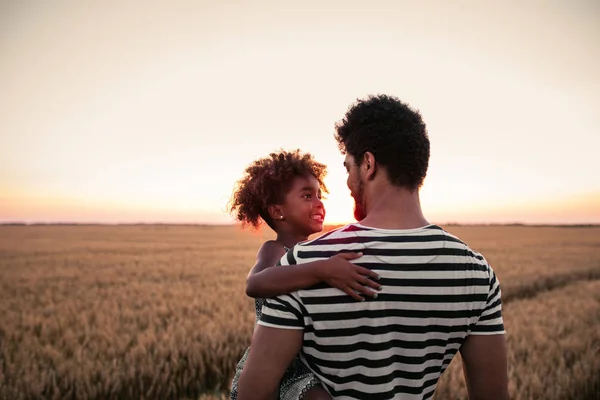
229,149,328,230
335,94,430,190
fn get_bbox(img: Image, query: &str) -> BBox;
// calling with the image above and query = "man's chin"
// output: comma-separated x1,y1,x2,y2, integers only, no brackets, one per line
351,191,366,221
353,205,366,221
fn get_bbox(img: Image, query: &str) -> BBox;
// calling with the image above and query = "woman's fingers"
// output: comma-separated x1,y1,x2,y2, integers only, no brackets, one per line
342,285,365,301
358,275,382,291
337,252,363,260
350,281,379,298
354,265,380,280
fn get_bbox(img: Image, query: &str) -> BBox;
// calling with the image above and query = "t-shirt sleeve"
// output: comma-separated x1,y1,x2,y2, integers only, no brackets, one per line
276,245,297,267
258,246,304,330
470,266,506,335
258,294,305,330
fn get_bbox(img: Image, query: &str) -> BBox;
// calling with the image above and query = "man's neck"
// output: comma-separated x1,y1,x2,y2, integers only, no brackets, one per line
359,185,430,230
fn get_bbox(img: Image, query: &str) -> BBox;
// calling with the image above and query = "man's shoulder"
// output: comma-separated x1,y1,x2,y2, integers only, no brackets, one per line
441,229,490,259
282,224,364,266
296,223,360,247
296,223,476,248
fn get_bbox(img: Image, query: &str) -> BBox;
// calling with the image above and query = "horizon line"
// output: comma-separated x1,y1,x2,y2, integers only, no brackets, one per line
1,222,599,228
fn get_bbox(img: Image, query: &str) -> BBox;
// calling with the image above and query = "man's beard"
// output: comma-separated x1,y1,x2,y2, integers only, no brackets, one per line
352,178,366,221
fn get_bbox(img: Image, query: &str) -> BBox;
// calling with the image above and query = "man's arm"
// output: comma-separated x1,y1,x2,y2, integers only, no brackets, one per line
460,334,508,400
239,249,310,399
237,325,304,400
461,266,509,400
239,253,307,400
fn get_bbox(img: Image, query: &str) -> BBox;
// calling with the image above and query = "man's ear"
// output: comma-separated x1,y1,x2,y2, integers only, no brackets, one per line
267,204,285,221
363,151,377,181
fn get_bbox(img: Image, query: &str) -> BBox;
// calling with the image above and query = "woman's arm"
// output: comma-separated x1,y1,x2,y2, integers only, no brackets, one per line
246,248,381,301
245,241,288,293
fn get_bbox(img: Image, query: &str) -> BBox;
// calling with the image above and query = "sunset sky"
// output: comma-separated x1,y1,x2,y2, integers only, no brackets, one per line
1,0,599,225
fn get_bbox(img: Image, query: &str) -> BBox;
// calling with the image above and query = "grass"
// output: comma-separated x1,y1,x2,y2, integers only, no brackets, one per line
0,224,599,399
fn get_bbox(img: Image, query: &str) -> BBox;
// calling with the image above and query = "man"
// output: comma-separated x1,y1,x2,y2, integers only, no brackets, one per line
238,94,508,400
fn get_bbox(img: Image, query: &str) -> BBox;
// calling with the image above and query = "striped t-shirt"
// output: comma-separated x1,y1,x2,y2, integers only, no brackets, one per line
258,223,505,400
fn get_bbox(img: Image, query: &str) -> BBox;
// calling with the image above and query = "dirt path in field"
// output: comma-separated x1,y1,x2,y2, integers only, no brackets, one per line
502,266,600,304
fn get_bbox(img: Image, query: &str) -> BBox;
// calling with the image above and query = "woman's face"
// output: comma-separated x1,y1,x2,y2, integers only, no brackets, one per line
279,174,325,236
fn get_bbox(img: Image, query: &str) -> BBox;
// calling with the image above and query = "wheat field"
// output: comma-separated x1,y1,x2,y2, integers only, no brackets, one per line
1,224,599,400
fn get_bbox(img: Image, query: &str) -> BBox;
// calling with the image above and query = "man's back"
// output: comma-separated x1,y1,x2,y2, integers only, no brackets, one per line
259,223,505,399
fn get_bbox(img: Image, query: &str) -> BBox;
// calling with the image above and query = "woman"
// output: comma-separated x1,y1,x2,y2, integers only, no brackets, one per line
228,149,381,400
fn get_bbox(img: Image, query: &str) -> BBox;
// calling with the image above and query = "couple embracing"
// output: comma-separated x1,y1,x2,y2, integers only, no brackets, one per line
227,94,508,400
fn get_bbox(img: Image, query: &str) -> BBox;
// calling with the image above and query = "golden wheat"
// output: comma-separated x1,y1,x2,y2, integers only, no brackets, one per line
0,225,599,399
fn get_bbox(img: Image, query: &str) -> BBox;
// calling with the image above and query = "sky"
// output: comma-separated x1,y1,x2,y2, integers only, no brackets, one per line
1,0,599,225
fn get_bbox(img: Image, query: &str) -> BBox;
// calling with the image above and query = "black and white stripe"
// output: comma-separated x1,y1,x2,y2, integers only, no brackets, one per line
259,224,505,399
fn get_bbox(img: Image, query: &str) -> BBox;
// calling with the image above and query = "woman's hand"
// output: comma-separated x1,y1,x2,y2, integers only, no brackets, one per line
319,252,382,301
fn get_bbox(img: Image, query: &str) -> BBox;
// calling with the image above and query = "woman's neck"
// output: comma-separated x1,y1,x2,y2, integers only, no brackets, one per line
275,230,308,249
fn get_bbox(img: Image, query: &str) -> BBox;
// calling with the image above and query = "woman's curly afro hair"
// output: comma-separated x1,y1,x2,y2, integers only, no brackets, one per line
228,149,328,230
